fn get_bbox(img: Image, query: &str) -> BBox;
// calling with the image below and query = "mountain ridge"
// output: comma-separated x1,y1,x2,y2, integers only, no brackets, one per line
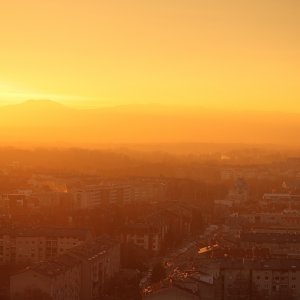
0,100,300,147
2,99,300,116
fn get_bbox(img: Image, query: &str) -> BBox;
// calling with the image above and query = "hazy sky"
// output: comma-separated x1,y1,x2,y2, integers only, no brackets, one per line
0,0,299,110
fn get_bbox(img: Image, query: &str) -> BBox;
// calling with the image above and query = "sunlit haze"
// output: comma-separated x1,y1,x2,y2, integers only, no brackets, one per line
2,2,300,300
0,0,299,111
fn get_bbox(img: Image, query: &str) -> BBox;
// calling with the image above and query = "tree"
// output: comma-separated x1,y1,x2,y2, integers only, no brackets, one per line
151,261,166,283
191,209,204,234
271,288,296,300
251,284,269,300
12,288,53,300
227,272,251,300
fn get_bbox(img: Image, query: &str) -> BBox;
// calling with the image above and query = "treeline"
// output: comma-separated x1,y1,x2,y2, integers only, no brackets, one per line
0,147,222,180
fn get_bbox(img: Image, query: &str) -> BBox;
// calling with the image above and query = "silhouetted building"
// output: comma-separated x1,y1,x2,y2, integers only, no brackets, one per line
10,236,120,300
0,227,92,265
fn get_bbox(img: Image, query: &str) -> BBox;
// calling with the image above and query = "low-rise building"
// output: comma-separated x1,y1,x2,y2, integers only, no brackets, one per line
10,254,81,300
143,286,198,300
124,219,168,253
73,183,132,209
163,205,192,237
239,232,300,257
69,236,120,300
220,259,300,300
262,193,300,205
237,210,300,228
0,227,92,265
10,236,120,300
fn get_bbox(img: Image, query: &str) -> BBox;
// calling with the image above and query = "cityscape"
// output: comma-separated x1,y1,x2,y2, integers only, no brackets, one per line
1,0,300,299
0,150,300,299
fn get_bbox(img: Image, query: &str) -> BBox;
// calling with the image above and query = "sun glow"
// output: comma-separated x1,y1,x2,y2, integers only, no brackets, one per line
0,0,299,111
0,81,91,107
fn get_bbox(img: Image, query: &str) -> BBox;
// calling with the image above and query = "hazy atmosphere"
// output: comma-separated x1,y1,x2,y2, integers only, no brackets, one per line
1,100,300,147
1,0,299,111
1,1,300,300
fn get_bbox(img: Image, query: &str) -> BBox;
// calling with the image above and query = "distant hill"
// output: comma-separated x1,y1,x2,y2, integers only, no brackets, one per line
0,100,300,148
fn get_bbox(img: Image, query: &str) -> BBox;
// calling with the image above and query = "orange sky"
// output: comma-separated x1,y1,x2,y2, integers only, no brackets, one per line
0,0,299,111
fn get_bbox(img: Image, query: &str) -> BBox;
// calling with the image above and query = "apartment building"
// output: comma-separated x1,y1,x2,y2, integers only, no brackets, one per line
220,259,300,300
10,236,120,300
68,236,120,300
10,254,81,300
163,206,192,237
129,178,167,202
123,214,168,252
73,183,131,209
0,193,27,210
238,210,300,227
262,193,300,204
0,227,92,265
239,232,300,257
227,178,249,205
0,191,73,210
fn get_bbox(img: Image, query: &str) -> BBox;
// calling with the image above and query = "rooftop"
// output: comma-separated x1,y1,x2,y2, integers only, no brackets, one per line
69,235,119,260
240,232,300,243
14,235,118,277
0,227,90,240
28,254,81,277
220,258,300,271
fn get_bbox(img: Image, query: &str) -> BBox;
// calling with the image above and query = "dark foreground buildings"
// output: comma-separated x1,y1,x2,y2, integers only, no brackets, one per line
10,236,120,300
